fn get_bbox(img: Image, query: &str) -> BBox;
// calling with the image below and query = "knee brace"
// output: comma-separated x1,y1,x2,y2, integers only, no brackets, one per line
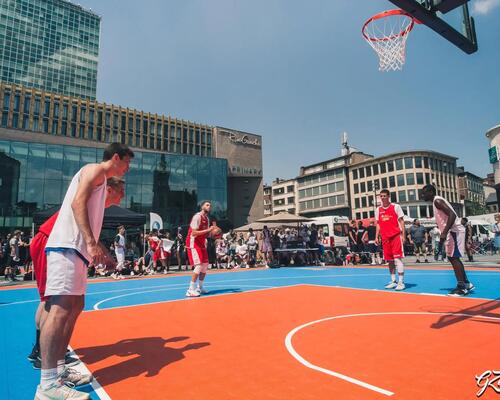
394,258,404,273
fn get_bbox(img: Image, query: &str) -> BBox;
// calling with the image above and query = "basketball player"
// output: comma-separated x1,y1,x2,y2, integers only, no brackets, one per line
421,185,474,296
185,201,218,297
36,143,133,400
29,178,125,369
375,189,406,290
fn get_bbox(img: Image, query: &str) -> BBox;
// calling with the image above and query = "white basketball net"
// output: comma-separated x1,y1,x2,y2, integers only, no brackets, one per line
362,11,416,72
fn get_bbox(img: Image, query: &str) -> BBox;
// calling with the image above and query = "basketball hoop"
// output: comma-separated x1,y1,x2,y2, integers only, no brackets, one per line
362,9,419,71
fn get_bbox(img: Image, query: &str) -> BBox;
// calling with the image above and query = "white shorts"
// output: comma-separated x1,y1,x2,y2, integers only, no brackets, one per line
45,251,88,296
445,230,465,258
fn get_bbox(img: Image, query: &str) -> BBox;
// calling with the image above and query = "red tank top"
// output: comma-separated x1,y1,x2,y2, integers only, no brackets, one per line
39,212,59,237
376,204,402,240
148,237,160,251
186,212,209,248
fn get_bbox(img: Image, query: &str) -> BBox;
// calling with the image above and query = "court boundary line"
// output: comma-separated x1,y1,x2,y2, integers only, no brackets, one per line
285,311,500,397
67,346,111,400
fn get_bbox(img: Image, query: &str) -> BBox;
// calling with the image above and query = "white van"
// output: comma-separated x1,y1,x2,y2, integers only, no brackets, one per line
310,216,350,248
467,218,494,242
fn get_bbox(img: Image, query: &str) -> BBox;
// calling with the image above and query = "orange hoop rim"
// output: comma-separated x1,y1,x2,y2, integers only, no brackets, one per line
362,9,420,42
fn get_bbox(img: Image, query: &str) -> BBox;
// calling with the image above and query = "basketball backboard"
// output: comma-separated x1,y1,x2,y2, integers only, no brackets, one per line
387,0,477,53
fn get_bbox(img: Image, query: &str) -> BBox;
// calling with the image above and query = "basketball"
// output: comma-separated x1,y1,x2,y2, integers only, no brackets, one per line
211,226,222,239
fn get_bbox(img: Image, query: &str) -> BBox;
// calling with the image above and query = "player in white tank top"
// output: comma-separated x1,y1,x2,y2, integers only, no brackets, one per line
421,185,474,297
36,143,133,400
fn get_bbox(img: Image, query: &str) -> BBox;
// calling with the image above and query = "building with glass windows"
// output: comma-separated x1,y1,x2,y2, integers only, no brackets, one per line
349,151,462,220
0,82,263,230
0,0,100,100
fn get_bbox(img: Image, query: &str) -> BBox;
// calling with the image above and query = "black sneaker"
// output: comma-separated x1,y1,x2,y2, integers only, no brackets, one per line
447,286,468,297
32,354,81,370
424,259,429,263
415,260,420,263
27,347,39,362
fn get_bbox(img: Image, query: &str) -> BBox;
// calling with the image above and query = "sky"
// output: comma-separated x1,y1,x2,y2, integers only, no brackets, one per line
79,0,500,183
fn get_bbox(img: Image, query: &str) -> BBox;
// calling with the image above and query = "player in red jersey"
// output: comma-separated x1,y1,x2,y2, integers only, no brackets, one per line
185,201,218,297
375,189,407,291
148,231,161,273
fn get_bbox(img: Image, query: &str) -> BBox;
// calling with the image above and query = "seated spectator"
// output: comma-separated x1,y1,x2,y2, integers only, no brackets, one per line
216,239,229,268
246,229,258,267
235,239,249,268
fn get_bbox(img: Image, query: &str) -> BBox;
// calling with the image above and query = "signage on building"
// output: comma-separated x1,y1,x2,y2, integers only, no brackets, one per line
489,146,498,164
229,165,262,177
221,129,261,147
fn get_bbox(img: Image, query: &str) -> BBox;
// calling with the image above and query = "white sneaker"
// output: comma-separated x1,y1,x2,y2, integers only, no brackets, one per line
130,271,135,276
371,262,376,265
395,282,406,291
163,270,168,274
197,287,209,295
60,367,93,386
35,381,90,400
186,289,200,297
385,281,398,289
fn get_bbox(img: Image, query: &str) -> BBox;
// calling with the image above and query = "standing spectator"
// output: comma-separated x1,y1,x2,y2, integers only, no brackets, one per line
246,228,258,267
461,218,474,262
429,226,443,261
260,225,273,267
493,214,500,255
308,224,319,265
408,219,429,263
348,221,357,252
112,226,126,279
159,230,173,273
356,221,366,255
173,227,186,271
363,220,381,265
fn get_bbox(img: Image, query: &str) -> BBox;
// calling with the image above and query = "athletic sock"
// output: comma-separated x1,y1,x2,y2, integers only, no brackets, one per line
57,359,65,375
198,280,204,289
390,273,396,282
398,275,404,283
189,281,196,291
41,368,58,389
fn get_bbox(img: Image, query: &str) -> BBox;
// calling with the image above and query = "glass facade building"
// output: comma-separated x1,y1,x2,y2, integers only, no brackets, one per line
0,139,228,230
0,0,100,100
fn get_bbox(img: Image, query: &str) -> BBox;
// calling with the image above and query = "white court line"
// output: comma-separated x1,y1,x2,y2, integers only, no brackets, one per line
92,284,274,310
66,346,111,400
1,270,497,308
285,311,500,397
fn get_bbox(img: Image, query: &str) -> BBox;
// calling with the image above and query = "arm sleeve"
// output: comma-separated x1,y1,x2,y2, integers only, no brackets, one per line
190,214,201,230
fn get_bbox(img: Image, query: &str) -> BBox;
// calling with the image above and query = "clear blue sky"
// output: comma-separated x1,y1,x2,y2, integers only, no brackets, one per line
81,0,500,183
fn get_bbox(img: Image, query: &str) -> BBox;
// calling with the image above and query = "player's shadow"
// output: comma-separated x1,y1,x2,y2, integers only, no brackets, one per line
403,283,417,289
75,336,210,386
426,298,500,329
204,288,242,295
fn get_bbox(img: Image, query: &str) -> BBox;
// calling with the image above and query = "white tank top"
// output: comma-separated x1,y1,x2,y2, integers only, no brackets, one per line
432,195,464,234
46,166,107,263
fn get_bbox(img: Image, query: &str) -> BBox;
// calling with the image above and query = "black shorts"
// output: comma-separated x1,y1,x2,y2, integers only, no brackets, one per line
367,243,379,254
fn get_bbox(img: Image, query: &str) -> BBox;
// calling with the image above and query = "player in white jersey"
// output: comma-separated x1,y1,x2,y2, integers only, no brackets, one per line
36,143,133,400
421,185,474,297
113,225,126,279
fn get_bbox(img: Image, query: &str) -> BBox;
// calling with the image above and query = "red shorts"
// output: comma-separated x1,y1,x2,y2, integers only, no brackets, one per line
153,248,171,262
187,246,208,266
30,232,49,301
382,235,404,261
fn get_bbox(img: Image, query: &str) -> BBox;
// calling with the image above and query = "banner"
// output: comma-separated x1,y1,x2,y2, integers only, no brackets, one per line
150,212,163,231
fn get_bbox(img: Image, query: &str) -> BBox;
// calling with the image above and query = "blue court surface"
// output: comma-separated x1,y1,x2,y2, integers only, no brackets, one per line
1,266,498,400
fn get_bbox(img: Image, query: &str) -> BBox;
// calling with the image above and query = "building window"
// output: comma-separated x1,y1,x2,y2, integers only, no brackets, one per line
381,177,388,189
380,162,386,174
398,190,407,202
406,173,415,185
424,157,429,169
366,166,372,177
389,176,395,188
3,92,10,110
387,160,394,172
354,183,359,194
367,181,373,191
360,182,366,192
408,189,417,201
395,158,403,170
419,205,428,218
353,169,358,180
23,97,30,113
397,174,405,186
361,197,367,207
359,168,365,179
34,98,40,115
409,206,418,218
390,192,397,203
373,164,379,175
416,173,424,185
44,100,50,117
415,156,422,168
404,157,413,169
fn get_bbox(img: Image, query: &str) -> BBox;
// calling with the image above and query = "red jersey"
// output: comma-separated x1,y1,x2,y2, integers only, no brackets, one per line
148,236,160,251
375,203,404,240
39,212,60,237
186,212,209,249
